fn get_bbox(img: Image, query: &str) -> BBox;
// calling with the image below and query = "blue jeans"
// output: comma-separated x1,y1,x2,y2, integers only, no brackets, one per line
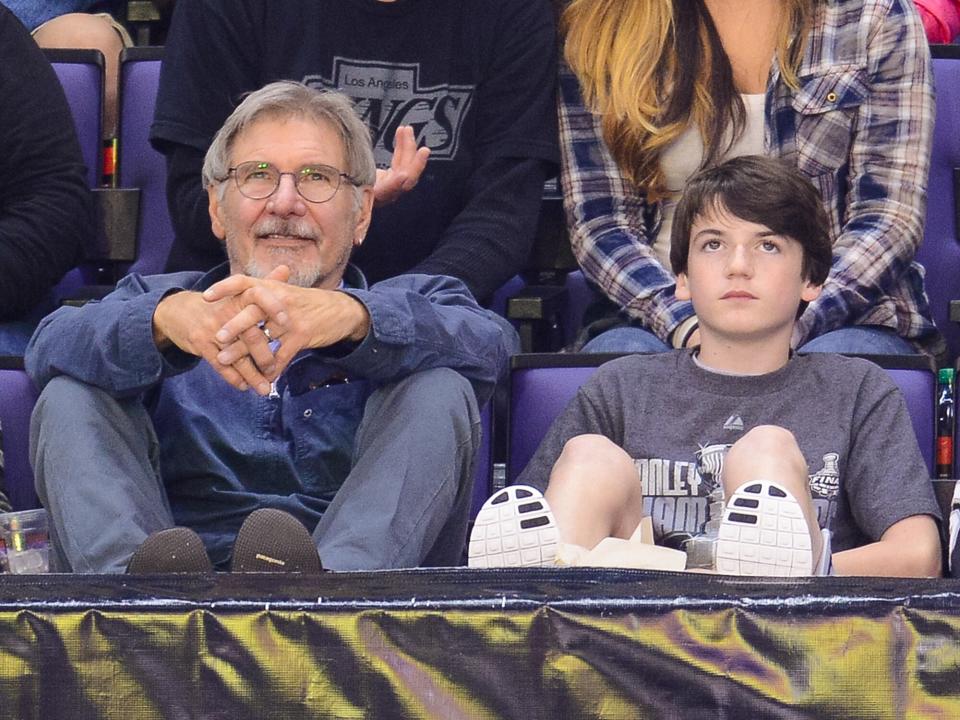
582,325,916,355
31,368,481,572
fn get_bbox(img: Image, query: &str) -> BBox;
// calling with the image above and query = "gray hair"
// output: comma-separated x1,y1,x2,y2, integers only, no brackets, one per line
202,81,376,196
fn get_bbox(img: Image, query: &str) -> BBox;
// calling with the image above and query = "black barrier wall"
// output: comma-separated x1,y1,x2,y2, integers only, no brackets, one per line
1,569,959,718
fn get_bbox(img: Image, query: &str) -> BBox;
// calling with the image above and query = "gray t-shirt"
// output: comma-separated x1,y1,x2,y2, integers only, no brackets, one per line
517,351,940,553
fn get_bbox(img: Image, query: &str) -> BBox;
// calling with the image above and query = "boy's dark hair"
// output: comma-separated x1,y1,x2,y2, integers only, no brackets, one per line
669,155,832,285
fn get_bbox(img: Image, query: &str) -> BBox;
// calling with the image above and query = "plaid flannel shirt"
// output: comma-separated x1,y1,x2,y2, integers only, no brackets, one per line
560,0,943,354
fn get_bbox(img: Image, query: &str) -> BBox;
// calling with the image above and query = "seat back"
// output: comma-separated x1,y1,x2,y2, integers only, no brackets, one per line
918,45,960,360
0,362,40,511
508,354,620,482
118,46,172,276
44,48,104,188
44,49,106,296
508,353,936,483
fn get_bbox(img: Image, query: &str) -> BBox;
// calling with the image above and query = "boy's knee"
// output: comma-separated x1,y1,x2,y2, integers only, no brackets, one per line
725,425,809,487
729,425,801,460
558,434,625,467
552,434,636,492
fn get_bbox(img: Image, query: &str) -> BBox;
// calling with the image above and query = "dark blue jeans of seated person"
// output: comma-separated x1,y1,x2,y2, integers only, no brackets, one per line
581,325,916,355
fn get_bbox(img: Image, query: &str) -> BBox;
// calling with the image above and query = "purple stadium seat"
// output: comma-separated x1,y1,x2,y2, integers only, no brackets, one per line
45,49,106,296
918,45,960,359
44,48,103,189
508,353,936,484
118,46,173,276
0,363,40,510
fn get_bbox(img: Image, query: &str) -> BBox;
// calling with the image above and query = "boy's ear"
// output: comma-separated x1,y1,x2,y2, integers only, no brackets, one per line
676,272,691,301
800,280,822,304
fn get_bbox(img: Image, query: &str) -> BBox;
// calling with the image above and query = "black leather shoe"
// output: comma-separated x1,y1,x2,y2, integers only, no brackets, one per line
231,509,323,574
127,527,214,574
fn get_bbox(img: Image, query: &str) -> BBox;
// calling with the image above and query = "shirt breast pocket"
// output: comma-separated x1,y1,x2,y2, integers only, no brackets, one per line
790,66,868,177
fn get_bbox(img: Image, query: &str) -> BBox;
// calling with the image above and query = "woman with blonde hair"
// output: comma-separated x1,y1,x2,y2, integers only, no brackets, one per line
562,0,942,356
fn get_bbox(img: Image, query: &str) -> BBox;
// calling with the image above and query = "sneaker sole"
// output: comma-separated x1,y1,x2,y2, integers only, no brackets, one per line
468,485,558,568
715,481,813,577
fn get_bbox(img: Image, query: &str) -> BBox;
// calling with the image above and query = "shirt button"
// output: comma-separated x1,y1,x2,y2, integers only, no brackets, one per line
303,409,313,418
826,91,837,103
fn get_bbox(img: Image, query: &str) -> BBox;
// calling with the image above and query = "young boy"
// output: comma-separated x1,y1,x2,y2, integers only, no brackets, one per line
470,155,942,577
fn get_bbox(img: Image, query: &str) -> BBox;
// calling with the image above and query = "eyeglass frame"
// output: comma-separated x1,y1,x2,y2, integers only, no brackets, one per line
217,160,363,204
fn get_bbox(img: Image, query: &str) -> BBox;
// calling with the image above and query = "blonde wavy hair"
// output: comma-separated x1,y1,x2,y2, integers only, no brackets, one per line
562,0,813,201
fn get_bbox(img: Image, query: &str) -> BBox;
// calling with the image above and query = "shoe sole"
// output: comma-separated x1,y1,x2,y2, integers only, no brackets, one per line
715,481,814,577
231,508,323,574
127,527,214,574
468,485,558,568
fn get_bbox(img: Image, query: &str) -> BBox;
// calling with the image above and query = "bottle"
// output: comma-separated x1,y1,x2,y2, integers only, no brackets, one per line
937,368,955,479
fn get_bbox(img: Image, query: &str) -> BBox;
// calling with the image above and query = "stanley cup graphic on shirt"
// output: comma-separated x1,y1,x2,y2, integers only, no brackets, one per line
809,452,841,499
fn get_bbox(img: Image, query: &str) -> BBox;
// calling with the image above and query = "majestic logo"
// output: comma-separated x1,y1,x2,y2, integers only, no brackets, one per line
304,58,474,168
723,415,744,432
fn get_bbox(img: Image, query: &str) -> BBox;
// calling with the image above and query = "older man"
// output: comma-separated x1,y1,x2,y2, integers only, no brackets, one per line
26,81,516,574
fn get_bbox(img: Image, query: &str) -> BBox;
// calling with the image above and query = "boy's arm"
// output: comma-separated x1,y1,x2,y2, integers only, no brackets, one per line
832,514,942,577
840,363,943,576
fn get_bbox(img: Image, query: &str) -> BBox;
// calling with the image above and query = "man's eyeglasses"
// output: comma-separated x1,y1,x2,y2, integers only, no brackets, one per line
220,161,361,204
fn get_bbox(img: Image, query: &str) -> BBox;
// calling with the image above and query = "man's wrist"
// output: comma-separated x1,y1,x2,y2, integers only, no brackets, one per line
343,293,371,342
152,289,187,350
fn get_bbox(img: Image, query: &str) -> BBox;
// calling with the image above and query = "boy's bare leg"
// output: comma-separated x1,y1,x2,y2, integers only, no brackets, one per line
721,425,824,563
544,434,646,549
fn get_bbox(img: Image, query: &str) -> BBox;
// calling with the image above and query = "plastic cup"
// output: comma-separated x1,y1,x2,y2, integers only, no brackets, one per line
0,509,50,574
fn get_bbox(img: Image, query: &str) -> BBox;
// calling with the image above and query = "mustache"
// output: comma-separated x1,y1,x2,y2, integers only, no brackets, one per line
253,219,319,242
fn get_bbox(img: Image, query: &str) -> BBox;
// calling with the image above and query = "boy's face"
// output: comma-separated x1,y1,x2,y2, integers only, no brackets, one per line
675,203,821,347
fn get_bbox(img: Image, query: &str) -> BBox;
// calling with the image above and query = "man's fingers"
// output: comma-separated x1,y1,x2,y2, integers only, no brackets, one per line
203,274,257,302
202,266,290,304
265,264,290,283
202,350,250,392
231,355,273,396
215,303,268,345
408,146,430,186
215,333,277,377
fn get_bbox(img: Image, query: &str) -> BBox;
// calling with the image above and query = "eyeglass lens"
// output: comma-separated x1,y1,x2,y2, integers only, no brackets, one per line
233,161,343,203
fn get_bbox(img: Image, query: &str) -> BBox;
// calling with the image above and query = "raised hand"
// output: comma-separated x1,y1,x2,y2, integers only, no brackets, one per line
374,125,430,207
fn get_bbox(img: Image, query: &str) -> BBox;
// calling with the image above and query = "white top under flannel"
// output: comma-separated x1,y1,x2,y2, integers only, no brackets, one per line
559,0,943,355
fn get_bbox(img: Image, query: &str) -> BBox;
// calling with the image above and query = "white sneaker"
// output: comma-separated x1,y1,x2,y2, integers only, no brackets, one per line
468,485,558,568
714,480,831,577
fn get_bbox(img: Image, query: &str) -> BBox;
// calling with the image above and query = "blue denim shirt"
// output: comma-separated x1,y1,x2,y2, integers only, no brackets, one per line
26,264,516,564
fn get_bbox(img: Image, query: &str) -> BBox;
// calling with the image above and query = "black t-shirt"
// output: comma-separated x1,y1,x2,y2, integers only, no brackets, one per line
152,0,559,300
0,6,89,319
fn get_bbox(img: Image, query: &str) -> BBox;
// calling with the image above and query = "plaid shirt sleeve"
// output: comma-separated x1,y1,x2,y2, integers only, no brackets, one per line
790,0,935,348
558,62,695,343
